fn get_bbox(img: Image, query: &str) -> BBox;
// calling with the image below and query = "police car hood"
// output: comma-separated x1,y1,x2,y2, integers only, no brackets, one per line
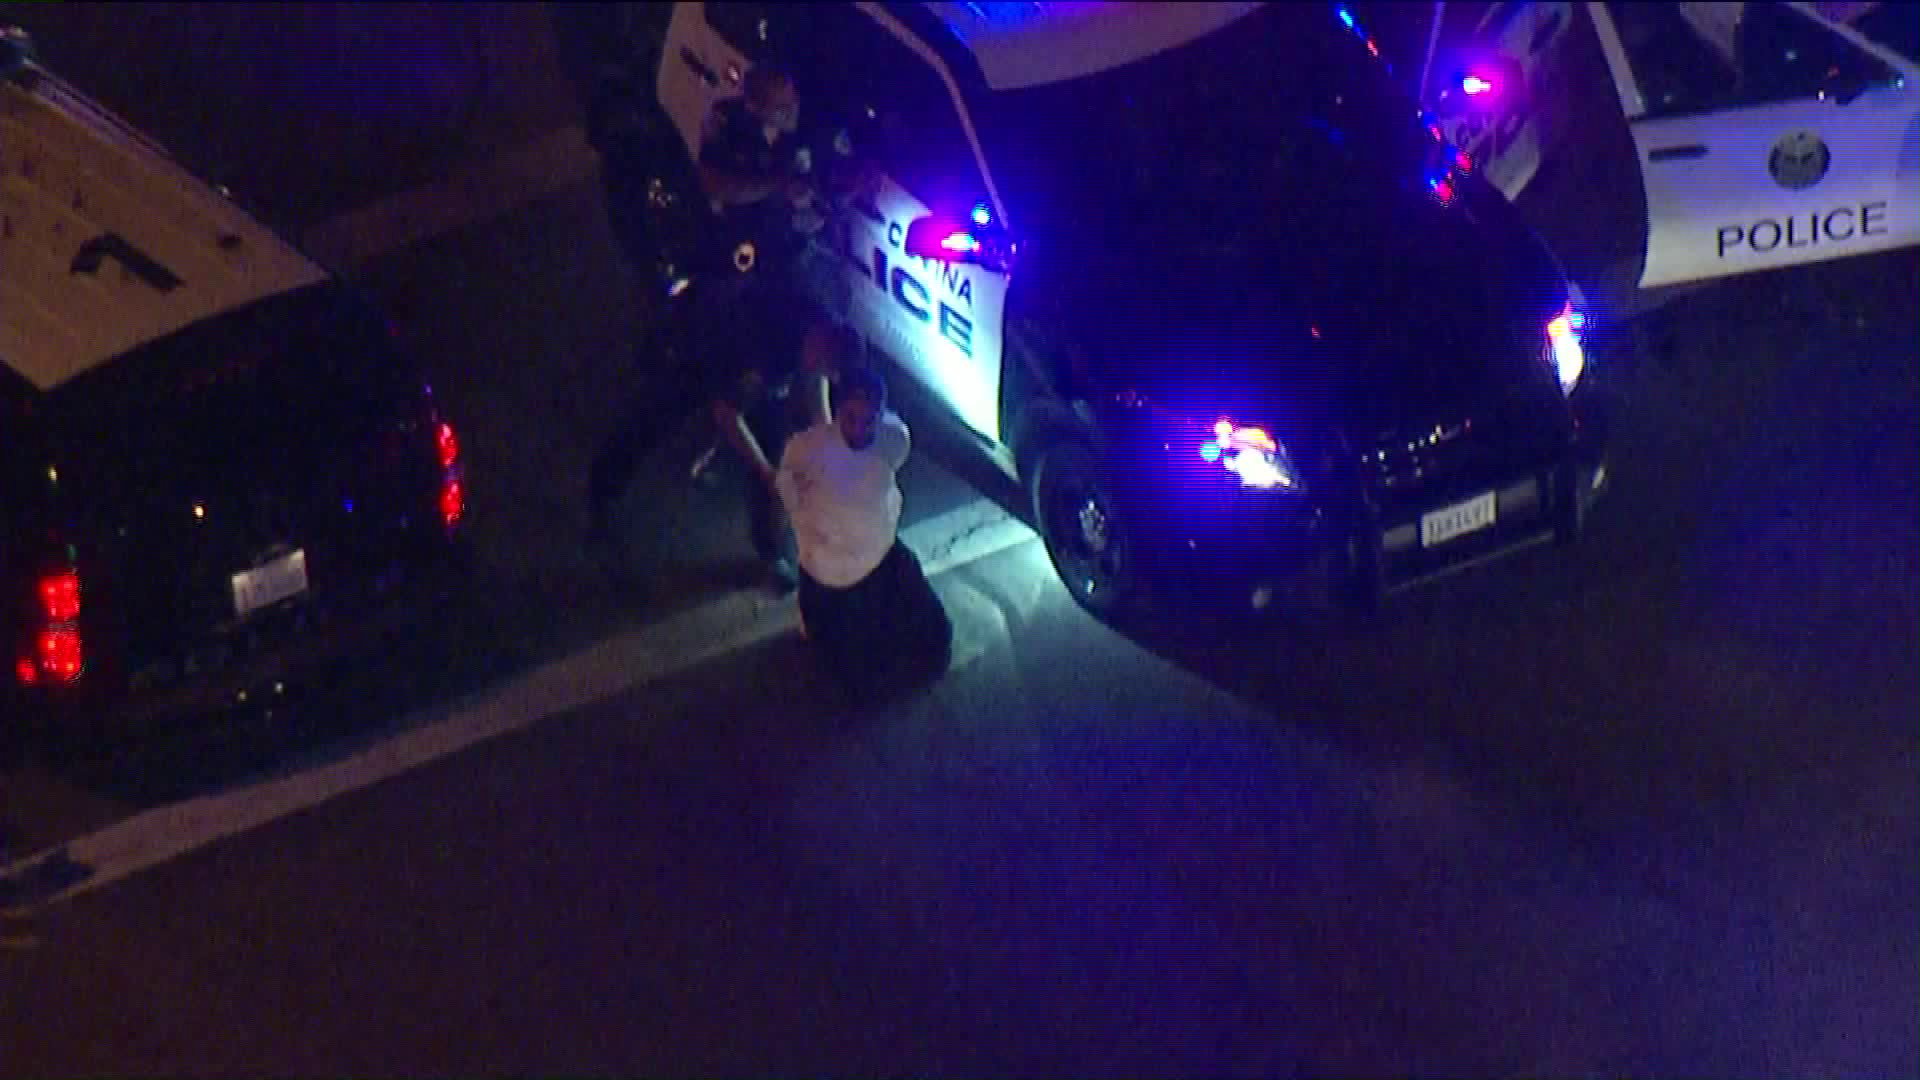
1062,171,1569,437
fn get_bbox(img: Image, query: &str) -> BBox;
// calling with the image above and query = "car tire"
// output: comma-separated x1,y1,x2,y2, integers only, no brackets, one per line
1030,441,1142,619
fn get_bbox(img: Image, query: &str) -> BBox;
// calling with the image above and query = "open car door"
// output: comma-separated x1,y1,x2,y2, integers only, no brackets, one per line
1588,1,1920,289
1426,1,1581,200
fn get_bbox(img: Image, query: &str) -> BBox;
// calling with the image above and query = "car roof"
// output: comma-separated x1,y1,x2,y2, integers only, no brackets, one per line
1,56,327,393
920,1,1266,90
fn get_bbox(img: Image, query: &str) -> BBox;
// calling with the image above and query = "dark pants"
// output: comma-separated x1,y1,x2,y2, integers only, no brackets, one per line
799,540,953,703
586,266,770,519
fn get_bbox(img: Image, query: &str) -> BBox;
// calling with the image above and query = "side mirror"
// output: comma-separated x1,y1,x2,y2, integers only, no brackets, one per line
902,214,1017,274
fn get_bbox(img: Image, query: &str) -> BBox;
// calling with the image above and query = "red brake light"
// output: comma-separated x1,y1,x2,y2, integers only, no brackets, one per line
36,628,83,683
436,421,460,469
15,656,38,686
439,478,464,527
39,570,80,622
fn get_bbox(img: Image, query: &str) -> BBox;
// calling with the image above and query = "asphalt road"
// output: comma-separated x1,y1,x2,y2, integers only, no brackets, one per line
0,71,1915,1070
1,179,1914,1076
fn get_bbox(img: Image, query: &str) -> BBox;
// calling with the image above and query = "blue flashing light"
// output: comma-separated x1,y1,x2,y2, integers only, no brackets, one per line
1337,7,1355,30
971,202,992,227
1199,441,1222,463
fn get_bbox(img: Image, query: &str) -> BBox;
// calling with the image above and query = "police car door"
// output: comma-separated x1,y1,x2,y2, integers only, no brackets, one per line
656,3,755,159
1433,1,1579,199
814,6,1008,443
1590,1,1919,289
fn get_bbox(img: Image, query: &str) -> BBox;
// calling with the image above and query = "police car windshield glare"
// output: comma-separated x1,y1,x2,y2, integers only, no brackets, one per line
978,4,1433,259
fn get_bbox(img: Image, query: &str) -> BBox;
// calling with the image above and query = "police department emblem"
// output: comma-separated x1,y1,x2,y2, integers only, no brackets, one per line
1768,131,1830,190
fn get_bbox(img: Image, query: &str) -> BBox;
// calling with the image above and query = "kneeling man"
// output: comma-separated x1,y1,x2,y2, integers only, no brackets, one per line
777,363,951,701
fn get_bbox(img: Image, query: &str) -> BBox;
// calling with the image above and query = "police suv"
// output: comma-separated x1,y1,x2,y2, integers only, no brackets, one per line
641,1,1610,616
1423,1,1917,313
2,31,468,744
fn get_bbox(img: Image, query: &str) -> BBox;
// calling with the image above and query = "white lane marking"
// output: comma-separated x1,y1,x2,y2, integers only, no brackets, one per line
0,503,1037,912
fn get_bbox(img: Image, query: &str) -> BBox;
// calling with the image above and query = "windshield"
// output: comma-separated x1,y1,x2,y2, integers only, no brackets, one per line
976,3,1436,261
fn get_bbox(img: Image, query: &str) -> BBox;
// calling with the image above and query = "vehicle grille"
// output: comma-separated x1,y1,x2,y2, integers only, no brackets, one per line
1359,372,1564,506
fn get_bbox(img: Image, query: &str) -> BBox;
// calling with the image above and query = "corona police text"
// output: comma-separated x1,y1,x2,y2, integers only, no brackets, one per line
1716,200,1889,257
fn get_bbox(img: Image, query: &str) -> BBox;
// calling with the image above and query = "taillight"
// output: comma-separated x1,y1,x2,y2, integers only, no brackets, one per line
439,478,464,527
36,628,82,682
434,418,464,529
40,570,80,622
19,567,85,685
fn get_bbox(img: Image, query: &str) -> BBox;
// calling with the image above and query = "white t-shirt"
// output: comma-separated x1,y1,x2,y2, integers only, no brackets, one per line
776,411,911,588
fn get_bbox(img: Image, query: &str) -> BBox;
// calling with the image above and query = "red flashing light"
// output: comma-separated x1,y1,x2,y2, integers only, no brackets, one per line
1462,74,1494,95
1548,307,1580,339
439,478,465,527
39,570,80,622
16,656,38,686
940,231,981,254
436,421,460,469
1433,177,1456,205
1455,148,1473,171
36,628,83,682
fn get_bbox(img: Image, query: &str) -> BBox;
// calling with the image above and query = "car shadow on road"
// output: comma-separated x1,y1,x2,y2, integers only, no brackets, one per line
39,586,541,809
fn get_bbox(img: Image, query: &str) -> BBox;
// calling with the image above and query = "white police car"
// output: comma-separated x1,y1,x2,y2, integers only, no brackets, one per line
1423,1,1918,309
642,1,1610,617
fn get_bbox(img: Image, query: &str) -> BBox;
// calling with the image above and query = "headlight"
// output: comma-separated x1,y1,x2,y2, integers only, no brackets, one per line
1547,300,1586,395
1199,418,1304,492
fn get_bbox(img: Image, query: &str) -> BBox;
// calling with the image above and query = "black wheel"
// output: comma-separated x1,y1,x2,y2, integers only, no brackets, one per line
1030,441,1141,617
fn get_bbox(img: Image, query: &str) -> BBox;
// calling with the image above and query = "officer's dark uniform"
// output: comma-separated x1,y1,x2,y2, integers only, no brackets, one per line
585,88,855,586
695,95,844,577
696,95,849,359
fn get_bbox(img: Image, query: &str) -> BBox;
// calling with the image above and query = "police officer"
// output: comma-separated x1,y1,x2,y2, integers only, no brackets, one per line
696,66,867,591
697,64,864,343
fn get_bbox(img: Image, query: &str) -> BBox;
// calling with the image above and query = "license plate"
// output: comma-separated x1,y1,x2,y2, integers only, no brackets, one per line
232,549,308,617
1419,492,1498,548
